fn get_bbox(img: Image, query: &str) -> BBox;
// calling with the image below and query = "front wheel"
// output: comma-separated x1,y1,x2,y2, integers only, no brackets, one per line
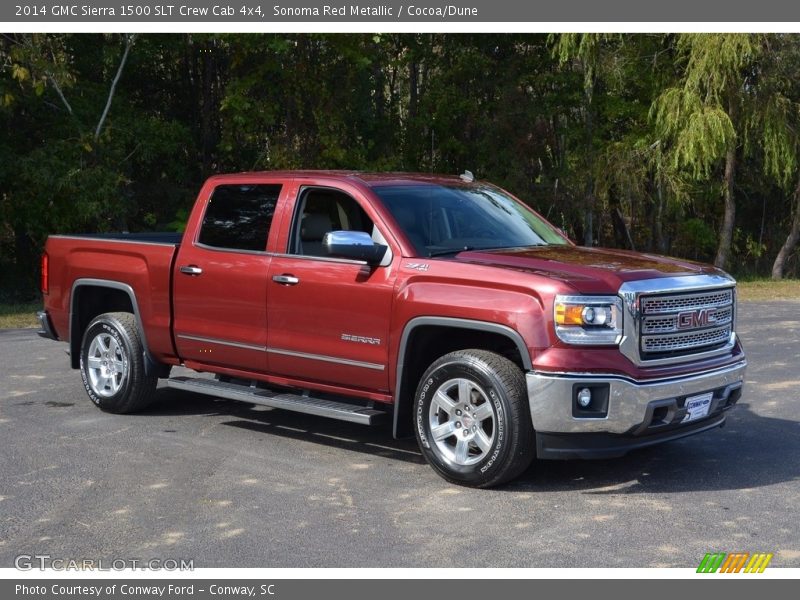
79,312,158,414
414,349,535,488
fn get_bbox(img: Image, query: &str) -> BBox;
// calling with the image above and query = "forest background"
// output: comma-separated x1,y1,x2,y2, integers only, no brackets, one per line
3,33,800,301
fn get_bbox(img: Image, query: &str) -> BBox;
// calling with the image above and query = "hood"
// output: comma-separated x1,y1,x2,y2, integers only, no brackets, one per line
453,245,724,294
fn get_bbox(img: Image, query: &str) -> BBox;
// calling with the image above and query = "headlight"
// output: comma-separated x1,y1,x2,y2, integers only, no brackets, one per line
554,295,623,345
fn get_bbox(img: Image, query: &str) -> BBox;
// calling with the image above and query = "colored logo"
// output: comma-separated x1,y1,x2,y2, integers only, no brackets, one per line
697,552,773,573
677,307,717,329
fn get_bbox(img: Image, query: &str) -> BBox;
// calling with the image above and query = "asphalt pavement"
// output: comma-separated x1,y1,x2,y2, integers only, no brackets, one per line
0,301,798,568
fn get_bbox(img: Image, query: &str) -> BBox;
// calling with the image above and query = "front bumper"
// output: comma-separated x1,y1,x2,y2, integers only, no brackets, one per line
527,360,746,459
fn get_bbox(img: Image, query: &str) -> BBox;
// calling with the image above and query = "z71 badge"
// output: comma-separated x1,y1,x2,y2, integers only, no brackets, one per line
404,262,430,271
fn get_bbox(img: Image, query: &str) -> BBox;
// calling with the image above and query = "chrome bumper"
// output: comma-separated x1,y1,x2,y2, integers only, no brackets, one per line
526,360,747,435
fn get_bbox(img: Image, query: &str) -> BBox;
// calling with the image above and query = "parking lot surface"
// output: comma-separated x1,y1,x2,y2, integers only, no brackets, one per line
0,301,798,567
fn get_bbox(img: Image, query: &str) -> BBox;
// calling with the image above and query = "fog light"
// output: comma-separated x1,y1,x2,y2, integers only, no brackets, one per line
577,388,592,408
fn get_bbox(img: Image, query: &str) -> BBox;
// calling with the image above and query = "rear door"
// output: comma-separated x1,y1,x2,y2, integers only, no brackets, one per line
172,180,285,373
266,183,397,392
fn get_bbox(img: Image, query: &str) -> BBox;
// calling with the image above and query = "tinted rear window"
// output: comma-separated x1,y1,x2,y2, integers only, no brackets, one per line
198,184,281,251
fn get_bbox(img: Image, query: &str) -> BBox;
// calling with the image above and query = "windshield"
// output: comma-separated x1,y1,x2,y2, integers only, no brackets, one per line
372,183,568,257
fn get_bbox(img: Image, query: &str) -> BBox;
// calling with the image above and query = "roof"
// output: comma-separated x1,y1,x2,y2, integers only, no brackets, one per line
208,170,471,187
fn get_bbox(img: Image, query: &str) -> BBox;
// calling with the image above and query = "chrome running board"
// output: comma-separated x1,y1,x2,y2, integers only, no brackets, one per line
166,376,388,425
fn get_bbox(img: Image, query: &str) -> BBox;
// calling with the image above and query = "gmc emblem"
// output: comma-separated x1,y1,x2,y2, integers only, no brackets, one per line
677,308,717,329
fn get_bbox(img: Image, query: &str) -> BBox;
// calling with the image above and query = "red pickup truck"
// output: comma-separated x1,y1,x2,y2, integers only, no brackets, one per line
37,171,746,487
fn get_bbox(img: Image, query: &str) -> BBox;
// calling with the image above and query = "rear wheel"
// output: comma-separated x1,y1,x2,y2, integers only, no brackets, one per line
79,312,158,414
414,349,535,488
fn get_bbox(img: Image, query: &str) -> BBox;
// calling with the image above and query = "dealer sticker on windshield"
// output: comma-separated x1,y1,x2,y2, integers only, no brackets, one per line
682,392,713,423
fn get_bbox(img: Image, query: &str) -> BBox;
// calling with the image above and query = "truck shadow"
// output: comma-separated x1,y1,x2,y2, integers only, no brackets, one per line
147,389,800,496
145,391,798,491
144,387,425,465
510,403,800,494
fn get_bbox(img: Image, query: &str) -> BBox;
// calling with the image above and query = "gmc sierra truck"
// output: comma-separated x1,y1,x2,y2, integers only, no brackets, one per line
37,171,746,487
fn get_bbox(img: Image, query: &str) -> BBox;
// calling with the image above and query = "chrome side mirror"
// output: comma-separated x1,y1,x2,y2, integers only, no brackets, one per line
323,231,388,266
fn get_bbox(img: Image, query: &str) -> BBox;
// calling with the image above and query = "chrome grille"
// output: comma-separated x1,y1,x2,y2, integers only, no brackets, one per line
640,289,733,314
642,326,733,353
639,287,735,359
642,306,733,334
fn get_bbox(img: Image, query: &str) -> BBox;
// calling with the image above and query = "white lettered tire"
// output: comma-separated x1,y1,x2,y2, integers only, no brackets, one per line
79,312,158,414
414,349,535,488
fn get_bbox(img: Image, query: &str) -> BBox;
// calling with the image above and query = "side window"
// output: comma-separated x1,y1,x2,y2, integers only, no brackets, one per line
290,189,374,257
197,184,281,252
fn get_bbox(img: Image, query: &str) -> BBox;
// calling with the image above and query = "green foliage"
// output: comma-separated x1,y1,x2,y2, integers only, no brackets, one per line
167,207,190,233
757,94,798,187
744,233,767,260
678,34,760,102
550,33,623,92
3,33,800,298
652,88,737,178
672,217,718,260
644,33,800,268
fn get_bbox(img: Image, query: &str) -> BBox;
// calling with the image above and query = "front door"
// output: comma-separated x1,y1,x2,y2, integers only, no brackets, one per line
267,186,396,392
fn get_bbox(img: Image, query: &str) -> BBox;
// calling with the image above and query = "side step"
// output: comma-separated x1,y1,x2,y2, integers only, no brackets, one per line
165,376,388,425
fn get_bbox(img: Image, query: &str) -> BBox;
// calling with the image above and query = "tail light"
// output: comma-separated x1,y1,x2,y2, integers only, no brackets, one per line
40,252,49,295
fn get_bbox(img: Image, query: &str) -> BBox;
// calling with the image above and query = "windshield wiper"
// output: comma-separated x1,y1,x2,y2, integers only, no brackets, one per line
427,246,476,257
427,244,545,257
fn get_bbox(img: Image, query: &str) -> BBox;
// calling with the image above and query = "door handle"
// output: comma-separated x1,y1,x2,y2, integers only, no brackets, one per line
272,274,300,285
179,265,203,276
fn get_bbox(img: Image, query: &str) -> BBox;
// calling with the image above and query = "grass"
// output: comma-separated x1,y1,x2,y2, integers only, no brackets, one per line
0,301,41,329
0,279,796,330
735,279,800,302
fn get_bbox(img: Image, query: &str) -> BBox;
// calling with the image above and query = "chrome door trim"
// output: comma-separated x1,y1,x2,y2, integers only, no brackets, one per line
176,333,267,353
270,252,370,267
176,334,386,371
266,347,386,371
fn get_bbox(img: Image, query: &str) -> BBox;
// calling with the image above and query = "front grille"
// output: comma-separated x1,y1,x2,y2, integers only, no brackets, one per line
639,287,735,360
642,306,733,334
642,325,733,353
640,289,733,314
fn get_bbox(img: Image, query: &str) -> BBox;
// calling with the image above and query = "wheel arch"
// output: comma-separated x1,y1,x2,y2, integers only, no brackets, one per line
69,278,158,375
392,316,532,438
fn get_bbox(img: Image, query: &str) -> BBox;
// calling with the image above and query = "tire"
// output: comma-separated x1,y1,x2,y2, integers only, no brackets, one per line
79,312,158,414
414,349,535,488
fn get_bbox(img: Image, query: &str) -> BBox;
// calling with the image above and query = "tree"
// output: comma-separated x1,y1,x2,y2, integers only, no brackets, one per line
3,33,800,300
551,33,614,246
0,34,193,297
651,34,799,269
772,179,800,279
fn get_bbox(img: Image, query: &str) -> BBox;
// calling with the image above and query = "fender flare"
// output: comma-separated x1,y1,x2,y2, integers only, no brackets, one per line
69,278,159,375
392,316,533,437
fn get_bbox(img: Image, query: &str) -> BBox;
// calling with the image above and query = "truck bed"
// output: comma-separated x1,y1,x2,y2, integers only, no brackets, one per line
43,232,182,363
